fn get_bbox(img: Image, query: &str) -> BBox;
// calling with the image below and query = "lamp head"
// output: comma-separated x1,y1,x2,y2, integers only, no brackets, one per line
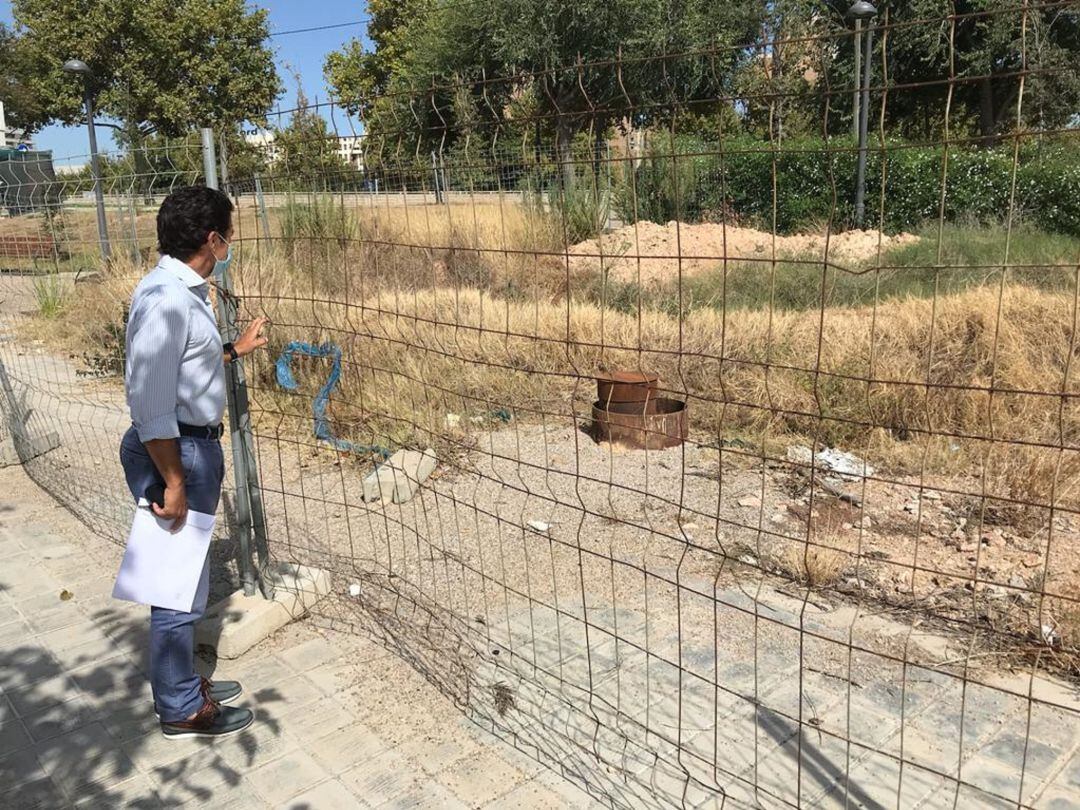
847,1,878,20
62,59,93,76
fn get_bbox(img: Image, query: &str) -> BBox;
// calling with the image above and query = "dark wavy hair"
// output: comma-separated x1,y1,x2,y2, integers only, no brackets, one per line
156,185,233,261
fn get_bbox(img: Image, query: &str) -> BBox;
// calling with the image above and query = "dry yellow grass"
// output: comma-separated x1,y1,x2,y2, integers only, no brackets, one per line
36,248,1077,495
15,197,1079,517
227,257,1077,512
781,546,849,589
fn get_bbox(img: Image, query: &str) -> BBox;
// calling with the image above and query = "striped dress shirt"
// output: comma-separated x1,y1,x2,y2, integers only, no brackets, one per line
125,255,226,442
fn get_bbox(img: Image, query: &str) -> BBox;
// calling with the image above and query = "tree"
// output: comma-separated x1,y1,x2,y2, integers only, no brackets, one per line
325,0,763,187
9,0,281,140
272,83,352,191
888,0,1080,143
0,23,46,133
806,0,1080,142
323,0,437,122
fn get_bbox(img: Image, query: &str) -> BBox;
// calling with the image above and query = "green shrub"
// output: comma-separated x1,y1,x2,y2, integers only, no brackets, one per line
525,170,609,246
617,135,1080,236
33,272,66,319
280,196,357,293
613,133,721,224
280,195,357,246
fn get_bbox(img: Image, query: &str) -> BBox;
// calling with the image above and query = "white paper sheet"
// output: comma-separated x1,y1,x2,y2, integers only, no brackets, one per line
112,502,216,612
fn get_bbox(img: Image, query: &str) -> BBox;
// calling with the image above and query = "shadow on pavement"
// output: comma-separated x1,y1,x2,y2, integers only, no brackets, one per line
0,607,285,807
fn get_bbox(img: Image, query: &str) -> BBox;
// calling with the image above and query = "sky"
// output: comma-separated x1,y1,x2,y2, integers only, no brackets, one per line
0,0,369,160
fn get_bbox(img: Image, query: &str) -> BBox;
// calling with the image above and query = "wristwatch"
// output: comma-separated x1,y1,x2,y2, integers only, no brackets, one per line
224,342,239,363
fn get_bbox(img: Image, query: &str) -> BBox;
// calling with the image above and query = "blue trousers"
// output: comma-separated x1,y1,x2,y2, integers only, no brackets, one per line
119,426,225,722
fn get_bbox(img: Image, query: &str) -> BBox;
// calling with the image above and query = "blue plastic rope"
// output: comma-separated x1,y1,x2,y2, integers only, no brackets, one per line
275,340,390,458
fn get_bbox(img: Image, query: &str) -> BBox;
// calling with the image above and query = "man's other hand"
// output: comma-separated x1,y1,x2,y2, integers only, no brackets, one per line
153,483,189,532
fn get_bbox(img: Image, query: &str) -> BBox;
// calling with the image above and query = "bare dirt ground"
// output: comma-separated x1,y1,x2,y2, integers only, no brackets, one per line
569,221,920,283
250,413,1080,808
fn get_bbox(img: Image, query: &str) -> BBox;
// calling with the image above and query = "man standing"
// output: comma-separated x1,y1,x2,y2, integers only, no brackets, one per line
120,185,268,738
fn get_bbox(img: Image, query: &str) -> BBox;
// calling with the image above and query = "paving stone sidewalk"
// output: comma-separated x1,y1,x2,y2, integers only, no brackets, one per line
0,466,598,809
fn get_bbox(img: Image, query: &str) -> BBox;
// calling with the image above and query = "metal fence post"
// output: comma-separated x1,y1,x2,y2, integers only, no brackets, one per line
432,151,443,204
254,173,272,250
202,127,275,599
127,194,141,264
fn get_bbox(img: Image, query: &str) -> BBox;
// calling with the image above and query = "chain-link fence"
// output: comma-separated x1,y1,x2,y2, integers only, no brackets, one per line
3,3,1080,808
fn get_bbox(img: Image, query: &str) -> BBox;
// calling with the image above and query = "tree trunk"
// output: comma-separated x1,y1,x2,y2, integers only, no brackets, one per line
555,115,576,193
123,123,153,204
978,76,998,147
592,119,605,186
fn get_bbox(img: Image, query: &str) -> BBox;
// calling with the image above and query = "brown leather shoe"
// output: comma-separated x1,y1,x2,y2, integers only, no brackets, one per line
154,676,242,719
160,697,254,739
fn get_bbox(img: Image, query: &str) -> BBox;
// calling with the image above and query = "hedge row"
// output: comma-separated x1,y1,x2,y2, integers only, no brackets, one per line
614,135,1080,235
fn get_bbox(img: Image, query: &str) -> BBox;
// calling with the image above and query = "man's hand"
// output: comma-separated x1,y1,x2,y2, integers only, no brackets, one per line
144,438,187,532
153,483,189,532
234,316,270,358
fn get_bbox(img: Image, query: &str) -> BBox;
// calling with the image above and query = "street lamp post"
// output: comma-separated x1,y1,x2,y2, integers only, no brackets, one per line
852,18,862,139
63,59,110,264
848,2,878,229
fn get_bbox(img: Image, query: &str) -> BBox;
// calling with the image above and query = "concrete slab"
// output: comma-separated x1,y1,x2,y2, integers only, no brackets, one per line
195,563,331,659
0,431,60,468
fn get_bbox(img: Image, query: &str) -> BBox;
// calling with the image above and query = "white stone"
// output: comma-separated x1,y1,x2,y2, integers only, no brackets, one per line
786,445,813,465
361,448,437,504
527,520,550,533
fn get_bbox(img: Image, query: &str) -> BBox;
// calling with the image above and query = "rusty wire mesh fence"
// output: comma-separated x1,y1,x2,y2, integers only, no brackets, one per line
3,2,1080,808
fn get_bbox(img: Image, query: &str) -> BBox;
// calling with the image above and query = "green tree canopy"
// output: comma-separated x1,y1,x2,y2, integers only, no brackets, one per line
0,23,46,132
8,0,281,140
883,0,1080,142
325,0,763,184
269,80,352,191
325,0,1079,159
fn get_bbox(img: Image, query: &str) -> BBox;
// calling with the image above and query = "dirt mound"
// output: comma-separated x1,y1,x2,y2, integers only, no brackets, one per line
569,221,919,284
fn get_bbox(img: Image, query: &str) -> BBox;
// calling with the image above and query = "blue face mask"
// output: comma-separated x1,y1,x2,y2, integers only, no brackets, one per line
212,234,233,277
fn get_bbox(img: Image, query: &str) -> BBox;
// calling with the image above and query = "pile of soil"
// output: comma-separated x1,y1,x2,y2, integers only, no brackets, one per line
569,221,920,284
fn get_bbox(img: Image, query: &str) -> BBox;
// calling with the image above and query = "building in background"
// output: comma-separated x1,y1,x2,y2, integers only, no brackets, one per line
244,128,364,172
244,129,280,164
0,101,34,151
336,135,364,170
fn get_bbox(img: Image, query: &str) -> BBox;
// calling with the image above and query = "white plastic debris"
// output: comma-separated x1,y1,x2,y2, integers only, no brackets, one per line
348,583,361,598
815,448,875,479
788,445,875,480
1041,623,1060,647
527,520,550,533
